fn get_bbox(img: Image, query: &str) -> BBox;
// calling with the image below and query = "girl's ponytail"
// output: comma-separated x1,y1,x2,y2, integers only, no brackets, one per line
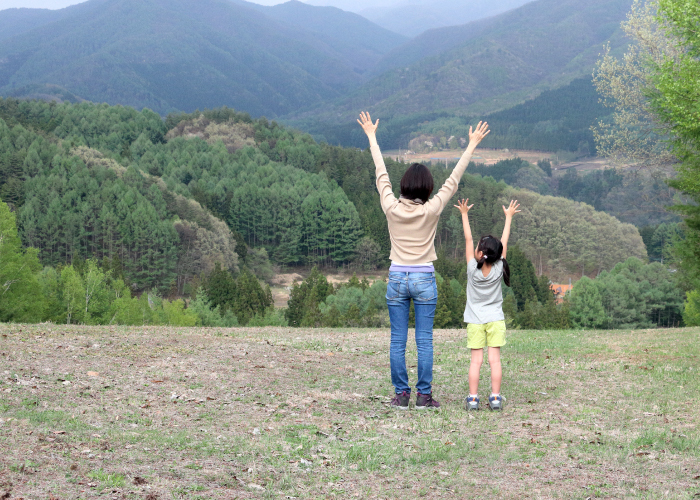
476,235,511,286
502,258,511,287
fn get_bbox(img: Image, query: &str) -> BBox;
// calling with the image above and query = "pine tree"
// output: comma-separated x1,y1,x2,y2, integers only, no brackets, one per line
204,263,237,314
285,267,334,327
508,246,539,310
569,276,606,329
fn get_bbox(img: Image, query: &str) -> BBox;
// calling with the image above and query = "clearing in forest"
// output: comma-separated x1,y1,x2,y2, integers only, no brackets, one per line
0,325,698,499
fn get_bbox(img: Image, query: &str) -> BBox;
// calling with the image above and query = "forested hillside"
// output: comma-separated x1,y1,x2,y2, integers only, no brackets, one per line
2,98,679,329
422,78,609,154
0,0,405,116
0,100,363,295
1,98,647,287
303,78,610,151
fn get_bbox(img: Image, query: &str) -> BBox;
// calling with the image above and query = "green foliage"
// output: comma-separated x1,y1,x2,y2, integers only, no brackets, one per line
569,276,606,329
639,222,684,262
204,264,238,315
570,258,684,329
319,280,388,328
433,275,463,328
682,290,700,327
247,308,288,327
556,168,624,210
648,0,700,289
201,265,272,326
596,257,684,328
246,248,274,282
560,168,681,227
109,294,156,326
160,299,198,327
232,268,274,326
508,247,538,310
38,266,62,322
59,265,85,325
509,188,648,280
0,199,43,322
189,288,239,328
502,291,518,328
285,268,335,327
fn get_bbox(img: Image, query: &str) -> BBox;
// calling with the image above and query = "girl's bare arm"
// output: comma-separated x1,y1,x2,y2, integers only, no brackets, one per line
454,199,475,262
501,200,521,258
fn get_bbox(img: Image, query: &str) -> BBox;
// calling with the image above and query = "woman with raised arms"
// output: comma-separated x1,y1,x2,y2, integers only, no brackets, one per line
357,111,490,409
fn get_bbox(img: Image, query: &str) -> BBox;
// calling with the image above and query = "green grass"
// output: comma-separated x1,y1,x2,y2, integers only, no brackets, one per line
87,469,126,488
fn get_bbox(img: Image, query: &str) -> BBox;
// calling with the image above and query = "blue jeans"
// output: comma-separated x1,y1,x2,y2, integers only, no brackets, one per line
386,272,437,395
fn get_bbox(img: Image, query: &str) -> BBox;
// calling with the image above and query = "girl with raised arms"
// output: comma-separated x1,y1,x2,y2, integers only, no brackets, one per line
454,198,521,410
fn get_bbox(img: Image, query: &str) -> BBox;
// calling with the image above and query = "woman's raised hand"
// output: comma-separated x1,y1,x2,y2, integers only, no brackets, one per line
502,200,521,217
468,121,490,147
454,198,474,215
357,111,379,137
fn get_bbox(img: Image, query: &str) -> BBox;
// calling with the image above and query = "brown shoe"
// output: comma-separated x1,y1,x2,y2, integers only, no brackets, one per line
415,392,440,410
391,391,410,410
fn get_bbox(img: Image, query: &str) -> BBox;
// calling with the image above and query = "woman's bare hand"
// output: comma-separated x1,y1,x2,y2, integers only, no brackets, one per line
454,198,474,215
357,111,379,137
468,121,490,147
502,200,521,218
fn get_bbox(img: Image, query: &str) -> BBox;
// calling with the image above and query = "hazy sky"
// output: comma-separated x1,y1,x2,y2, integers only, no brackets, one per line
0,0,294,9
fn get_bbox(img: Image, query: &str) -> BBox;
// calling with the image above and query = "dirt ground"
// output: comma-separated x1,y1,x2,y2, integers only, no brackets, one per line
1,324,699,499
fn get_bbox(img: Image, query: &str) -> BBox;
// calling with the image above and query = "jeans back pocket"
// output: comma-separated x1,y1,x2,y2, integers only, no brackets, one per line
410,278,437,302
386,279,403,300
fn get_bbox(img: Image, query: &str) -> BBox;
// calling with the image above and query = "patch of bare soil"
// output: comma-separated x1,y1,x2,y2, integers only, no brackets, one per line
0,325,698,499
384,148,556,166
269,273,304,288
554,157,613,175
270,272,387,307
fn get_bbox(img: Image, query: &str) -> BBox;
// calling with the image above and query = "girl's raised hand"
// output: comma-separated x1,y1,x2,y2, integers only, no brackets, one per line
454,198,474,214
503,200,521,217
357,111,379,136
468,121,490,147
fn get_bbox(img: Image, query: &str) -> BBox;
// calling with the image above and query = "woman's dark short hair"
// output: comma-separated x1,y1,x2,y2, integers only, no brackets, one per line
400,163,434,203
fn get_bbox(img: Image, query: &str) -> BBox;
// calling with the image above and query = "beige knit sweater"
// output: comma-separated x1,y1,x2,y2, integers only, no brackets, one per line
370,141,474,265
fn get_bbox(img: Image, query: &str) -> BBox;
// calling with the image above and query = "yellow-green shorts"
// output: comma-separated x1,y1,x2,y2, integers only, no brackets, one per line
467,320,507,349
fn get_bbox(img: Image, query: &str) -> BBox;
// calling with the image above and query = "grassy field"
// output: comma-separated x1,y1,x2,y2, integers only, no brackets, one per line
0,324,698,499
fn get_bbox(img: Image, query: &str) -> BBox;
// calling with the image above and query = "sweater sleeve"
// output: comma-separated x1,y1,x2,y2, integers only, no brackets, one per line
425,148,473,215
370,141,397,214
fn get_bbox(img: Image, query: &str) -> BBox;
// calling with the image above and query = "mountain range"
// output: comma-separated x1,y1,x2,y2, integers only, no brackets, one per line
304,0,536,35
292,0,631,125
0,0,405,116
0,0,633,148
359,0,535,36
